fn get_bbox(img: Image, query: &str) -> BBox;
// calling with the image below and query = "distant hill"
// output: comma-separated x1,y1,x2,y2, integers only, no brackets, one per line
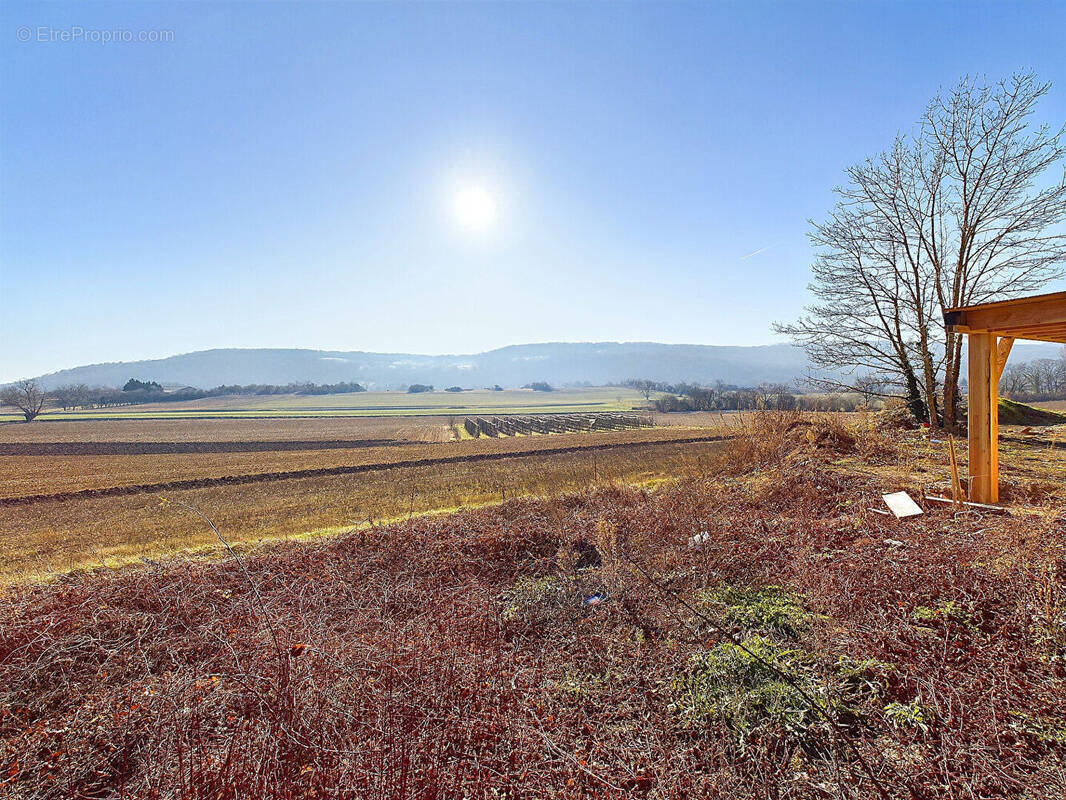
22,341,1063,391
26,343,811,390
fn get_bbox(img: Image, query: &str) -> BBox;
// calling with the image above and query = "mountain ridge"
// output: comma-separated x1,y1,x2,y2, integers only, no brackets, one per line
18,341,1063,391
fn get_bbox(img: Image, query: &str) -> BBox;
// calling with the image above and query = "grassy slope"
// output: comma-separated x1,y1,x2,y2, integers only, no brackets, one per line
998,398,1066,425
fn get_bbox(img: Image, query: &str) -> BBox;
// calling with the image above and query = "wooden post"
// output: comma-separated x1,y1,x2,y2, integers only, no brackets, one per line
967,333,998,503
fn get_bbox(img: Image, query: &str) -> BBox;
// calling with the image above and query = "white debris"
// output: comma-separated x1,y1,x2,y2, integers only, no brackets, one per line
688,531,711,548
882,491,923,518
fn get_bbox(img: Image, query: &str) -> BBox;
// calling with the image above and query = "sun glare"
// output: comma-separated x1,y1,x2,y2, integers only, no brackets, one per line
452,185,498,232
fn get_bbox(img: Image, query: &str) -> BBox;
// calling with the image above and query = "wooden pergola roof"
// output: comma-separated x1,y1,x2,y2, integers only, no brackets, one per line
944,291,1066,343
943,291,1066,504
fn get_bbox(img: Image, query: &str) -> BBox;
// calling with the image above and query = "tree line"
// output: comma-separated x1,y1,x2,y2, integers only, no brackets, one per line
63,380,366,409
1000,350,1066,402
624,379,867,412
2,379,367,419
626,348,1066,414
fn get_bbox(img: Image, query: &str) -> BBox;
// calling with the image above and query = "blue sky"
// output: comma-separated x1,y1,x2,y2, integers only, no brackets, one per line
2,1,1065,382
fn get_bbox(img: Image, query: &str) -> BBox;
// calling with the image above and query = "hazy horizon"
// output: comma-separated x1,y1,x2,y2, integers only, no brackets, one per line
24,339,799,377
17,340,813,390
15,339,1064,394
3,1,1066,383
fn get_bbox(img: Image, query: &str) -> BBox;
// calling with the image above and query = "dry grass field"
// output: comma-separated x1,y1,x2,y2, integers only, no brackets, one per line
0,425,722,500
0,387,649,422
0,417,729,583
0,416,454,444
2,412,1059,583
110,386,647,414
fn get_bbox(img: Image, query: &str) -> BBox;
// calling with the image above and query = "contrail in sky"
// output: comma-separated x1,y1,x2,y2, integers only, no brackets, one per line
739,246,769,260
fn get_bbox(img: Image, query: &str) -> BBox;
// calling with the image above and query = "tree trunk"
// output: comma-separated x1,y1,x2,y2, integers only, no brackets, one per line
917,333,940,428
942,333,964,431
899,358,928,423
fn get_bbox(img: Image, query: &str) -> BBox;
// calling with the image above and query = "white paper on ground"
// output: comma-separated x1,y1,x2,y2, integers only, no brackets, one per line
882,491,923,518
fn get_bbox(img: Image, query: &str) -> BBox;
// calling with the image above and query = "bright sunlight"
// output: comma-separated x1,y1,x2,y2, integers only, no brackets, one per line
452,184,498,232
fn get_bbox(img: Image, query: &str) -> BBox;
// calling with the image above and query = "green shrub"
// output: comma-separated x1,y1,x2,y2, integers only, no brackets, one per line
698,584,817,638
912,600,977,632
674,636,893,745
673,635,823,738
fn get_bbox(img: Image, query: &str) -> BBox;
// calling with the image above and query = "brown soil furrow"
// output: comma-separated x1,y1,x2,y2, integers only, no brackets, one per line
0,439,404,456
0,434,727,507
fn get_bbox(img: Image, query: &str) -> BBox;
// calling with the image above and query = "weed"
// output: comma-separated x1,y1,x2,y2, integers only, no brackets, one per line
1008,710,1066,745
912,600,977,632
698,584,818,638
673,635,900,750
550,669,607,697
672,635,830,741
883,700,929,733
834,656,894,699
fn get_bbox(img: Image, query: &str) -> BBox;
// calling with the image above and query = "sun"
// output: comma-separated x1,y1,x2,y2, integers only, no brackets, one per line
452,185,498,232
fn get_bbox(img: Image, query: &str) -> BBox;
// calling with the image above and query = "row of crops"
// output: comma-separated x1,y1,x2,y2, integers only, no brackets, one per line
462,412,653,438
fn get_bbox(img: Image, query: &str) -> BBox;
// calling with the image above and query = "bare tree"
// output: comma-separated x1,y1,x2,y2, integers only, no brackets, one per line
1,379,48,422
925,73,1066,426
999,363,1028,397
777,72,1066,427
630,379,658,402
999,354,1066,400
53,385,76,411
853,373,889,409
1029,359,1065,396
774,195,932,422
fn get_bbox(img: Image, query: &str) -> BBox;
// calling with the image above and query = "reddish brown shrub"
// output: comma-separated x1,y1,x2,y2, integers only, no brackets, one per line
1,460,1063,798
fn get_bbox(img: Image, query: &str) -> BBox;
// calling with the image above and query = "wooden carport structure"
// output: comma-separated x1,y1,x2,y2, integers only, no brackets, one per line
944,291,1066,503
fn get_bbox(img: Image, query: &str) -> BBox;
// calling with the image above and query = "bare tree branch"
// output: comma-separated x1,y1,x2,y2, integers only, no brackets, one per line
776,72,1066,426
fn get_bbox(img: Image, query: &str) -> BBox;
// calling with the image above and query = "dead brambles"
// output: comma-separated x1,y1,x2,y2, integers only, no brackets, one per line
723,410,897,471
0,417,1065,797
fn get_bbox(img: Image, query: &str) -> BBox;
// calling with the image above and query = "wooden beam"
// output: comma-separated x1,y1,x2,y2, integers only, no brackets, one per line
944,292,1066,336
989,323,1066,335
1012,332,1066,343
967,333,998,504
981,324,1066,342
995,337,1014,383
